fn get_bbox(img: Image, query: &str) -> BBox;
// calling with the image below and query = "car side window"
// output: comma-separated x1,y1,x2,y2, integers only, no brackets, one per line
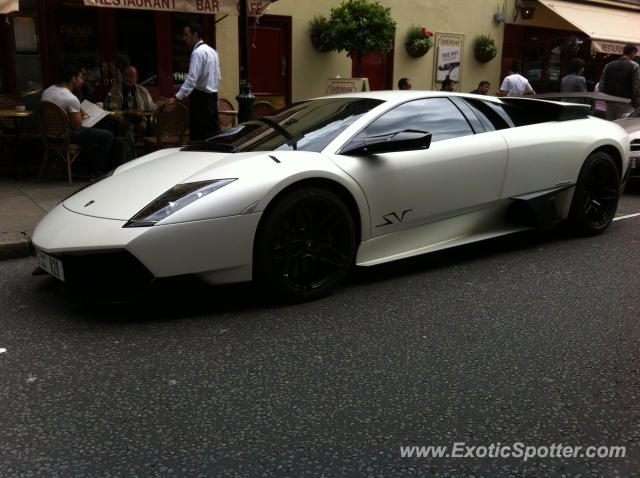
362,98,474,143
463,98,514,129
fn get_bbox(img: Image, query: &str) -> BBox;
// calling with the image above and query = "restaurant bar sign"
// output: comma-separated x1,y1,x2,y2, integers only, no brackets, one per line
591,40,640,55
83,0,274,16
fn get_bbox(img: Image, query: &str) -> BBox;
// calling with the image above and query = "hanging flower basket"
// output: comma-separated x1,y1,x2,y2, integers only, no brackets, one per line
405,42,430,58
474,47,497,62
473,34,497,63
311,35,332,52
404,25,433,59
309,15,332,53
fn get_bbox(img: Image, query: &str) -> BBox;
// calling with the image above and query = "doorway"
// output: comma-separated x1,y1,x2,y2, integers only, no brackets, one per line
246,15,291,109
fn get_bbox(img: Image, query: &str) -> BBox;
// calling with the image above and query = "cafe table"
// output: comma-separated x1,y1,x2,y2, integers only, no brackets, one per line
0,109,33,118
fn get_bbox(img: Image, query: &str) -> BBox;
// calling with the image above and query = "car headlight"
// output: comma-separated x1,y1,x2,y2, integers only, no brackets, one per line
123,179,237,228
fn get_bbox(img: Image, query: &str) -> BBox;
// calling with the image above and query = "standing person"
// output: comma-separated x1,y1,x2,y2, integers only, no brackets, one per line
440,78,455,92
470,80,490,95
593,82,607,119
166,22,221,143
560,58,587,104
561,58,587,92
599,44,640,120
41,63,113,179
398,77,412,90
496,61,535,97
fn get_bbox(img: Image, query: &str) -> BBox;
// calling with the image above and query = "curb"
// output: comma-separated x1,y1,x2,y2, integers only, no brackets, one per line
0,231,34,261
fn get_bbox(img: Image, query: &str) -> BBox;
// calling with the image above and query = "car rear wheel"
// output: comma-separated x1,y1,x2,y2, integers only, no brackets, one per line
568,151,620,235
255,187,356,302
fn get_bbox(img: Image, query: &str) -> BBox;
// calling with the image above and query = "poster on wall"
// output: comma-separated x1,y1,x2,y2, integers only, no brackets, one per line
434,33,464,84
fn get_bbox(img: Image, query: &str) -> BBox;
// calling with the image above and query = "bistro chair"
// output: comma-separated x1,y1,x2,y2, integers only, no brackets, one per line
0,94,20,135
217,97,236,130
252,100,277,118
143,102,189,152
36,100,81,185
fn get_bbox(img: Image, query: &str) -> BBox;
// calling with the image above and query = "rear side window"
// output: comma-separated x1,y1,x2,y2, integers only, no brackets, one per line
363,97,474,143
462,98,513,130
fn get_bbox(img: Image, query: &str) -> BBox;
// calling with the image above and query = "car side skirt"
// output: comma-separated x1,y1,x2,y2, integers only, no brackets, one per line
356,200,529,267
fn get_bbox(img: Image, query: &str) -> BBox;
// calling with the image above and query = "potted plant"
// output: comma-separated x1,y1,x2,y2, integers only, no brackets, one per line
473,34,498,62
324,0,396,78
405,25,433,58
309,15,332,52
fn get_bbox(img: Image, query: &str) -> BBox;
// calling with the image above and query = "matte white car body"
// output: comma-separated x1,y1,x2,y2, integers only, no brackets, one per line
32,91,630,296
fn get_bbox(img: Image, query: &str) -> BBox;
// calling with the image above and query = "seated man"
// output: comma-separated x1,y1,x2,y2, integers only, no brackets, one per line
41,64,113,179
106,65,156,136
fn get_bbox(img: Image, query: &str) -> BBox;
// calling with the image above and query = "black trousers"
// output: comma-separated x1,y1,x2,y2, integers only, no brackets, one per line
190,89,219,143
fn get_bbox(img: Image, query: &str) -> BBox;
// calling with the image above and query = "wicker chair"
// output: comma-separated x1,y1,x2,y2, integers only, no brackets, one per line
0,94,20,134
217,97,236,130
153,96,168,107
36,101,82,185
252,100,277,118
143,102,189,152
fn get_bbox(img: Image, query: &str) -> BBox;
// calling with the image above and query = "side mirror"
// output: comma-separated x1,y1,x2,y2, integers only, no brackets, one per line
341,130,432,156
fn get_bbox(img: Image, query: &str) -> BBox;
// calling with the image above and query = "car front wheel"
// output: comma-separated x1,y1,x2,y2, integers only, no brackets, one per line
568,151,620,235
255,187,356,302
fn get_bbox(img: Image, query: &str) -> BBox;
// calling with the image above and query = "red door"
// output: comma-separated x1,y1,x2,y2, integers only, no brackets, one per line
352,50,394,90
246,15,291,108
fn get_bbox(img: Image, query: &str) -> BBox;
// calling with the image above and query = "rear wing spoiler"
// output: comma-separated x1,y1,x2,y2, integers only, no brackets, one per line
500,97,591,123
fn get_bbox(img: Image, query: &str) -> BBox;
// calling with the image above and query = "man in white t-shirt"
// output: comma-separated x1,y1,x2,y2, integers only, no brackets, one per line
41,64,113,178
496,61,536,97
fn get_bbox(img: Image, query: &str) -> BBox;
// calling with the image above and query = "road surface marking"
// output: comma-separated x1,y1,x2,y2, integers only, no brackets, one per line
614,212,640,221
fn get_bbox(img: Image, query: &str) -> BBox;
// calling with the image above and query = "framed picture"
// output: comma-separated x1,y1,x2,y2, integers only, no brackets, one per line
433,33,464,85
13,16,39,53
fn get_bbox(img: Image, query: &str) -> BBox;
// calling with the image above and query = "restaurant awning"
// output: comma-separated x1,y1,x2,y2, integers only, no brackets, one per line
538,0,640,54
0,0,19,14
82,0,275,16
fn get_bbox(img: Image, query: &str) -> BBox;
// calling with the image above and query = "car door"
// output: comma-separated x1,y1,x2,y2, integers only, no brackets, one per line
335,97,509,237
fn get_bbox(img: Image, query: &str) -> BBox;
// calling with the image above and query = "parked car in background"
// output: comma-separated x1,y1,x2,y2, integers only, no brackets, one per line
614,106,640,182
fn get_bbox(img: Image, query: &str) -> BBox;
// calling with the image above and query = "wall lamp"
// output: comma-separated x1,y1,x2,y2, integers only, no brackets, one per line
513,0,536,21
520,6,535,19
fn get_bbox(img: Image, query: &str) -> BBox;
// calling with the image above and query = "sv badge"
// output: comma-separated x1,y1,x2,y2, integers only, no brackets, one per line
376,209,413,227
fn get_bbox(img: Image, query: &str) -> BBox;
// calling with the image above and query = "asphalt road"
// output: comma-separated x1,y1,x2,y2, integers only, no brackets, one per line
2,190,640,477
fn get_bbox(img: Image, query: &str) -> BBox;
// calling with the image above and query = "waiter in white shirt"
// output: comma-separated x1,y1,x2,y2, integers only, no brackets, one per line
166,22,221,143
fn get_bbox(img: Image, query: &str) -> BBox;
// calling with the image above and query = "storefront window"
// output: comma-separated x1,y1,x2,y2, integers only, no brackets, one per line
116,11,158,86
526,42,545,90
172,13,199,85
546,43,562,90
55,8,99,76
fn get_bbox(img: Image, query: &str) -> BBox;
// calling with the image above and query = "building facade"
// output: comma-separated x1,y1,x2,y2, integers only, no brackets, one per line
1,0,639,111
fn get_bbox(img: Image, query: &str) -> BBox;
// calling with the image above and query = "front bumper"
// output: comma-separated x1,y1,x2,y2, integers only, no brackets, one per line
33,203,262,296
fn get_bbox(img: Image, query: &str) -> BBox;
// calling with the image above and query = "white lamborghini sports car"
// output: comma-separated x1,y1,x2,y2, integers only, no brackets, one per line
33,91,630,301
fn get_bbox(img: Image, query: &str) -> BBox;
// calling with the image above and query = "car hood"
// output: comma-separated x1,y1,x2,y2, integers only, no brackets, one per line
63,148,274,220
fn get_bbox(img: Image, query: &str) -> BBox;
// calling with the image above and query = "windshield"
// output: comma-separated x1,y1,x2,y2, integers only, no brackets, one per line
194,98,383,153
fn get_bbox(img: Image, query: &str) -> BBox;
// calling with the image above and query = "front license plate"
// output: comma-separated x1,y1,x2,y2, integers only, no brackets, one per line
36,249,65,282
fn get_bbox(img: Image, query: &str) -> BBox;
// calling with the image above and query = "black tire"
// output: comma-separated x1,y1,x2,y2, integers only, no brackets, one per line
255,187,356,302
568,151,620,235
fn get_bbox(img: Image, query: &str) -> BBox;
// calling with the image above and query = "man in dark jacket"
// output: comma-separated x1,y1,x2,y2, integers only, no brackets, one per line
599,44,640,120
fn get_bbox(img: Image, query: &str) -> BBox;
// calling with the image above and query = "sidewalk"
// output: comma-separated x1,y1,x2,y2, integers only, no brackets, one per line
0,178,88,260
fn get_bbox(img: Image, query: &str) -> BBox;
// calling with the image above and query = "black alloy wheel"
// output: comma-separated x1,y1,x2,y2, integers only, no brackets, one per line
255,187,356,302
568,151,620,235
